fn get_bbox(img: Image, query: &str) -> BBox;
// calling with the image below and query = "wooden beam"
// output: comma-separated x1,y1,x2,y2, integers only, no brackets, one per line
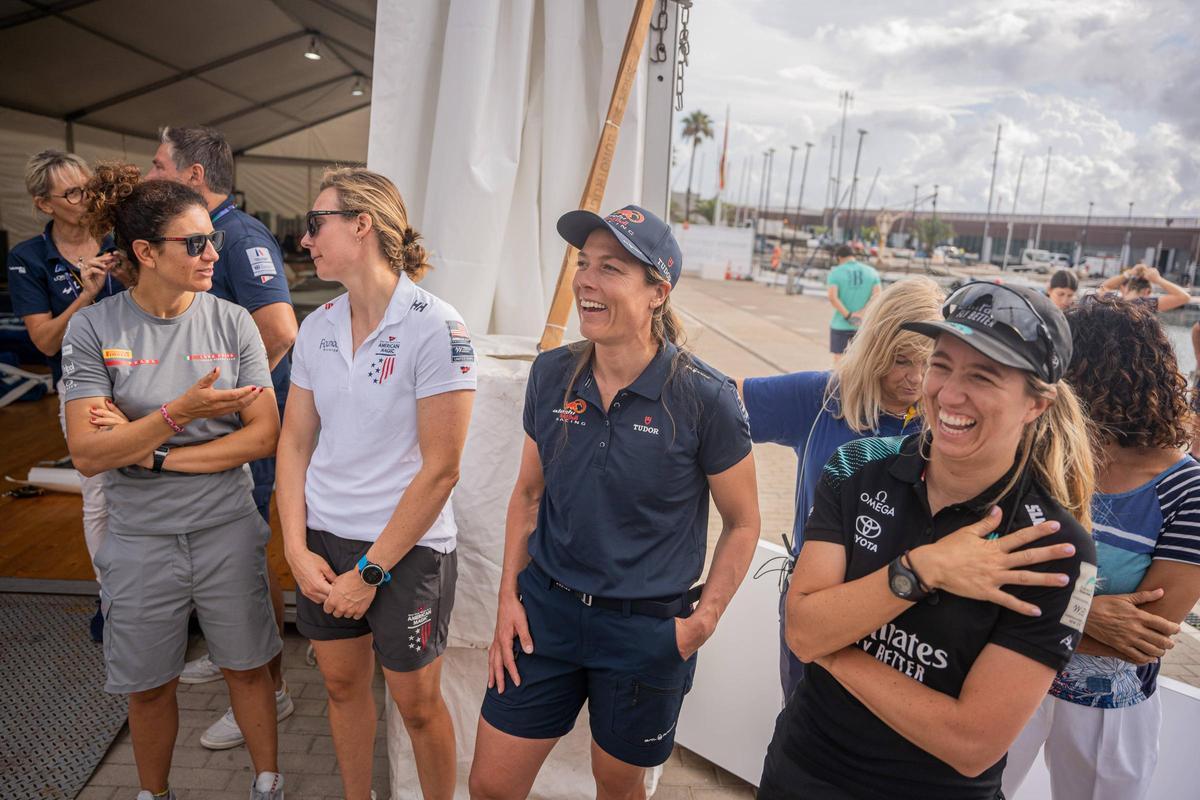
538,0,658,352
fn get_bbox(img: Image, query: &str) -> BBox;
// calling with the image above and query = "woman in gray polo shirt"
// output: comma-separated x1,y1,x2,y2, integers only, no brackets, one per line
61,162,285,800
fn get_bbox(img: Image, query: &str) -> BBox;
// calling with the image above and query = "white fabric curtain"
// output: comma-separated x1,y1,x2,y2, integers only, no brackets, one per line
368,0,650,337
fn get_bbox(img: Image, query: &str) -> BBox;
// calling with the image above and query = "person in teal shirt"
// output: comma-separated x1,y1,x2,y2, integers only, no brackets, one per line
826,244,881,360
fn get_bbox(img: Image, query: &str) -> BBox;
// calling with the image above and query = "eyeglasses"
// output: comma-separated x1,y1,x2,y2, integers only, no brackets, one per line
306,210,358,237
144,230,225,257
53,186,87,205
942,282,1061,381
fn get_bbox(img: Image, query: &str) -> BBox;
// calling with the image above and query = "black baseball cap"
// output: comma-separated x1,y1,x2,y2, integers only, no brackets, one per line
556,204,683,287
901,281,1072,383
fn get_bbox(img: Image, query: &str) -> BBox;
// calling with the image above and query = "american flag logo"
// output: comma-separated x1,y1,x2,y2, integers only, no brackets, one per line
407,605,433,651
369,356,395,384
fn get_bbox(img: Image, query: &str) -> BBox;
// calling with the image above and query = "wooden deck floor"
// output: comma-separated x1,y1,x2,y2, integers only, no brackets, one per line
0,393,295,588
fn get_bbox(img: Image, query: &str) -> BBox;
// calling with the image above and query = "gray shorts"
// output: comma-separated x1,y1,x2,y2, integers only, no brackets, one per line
296,528,456,673
830,327,857,354
94,512,282,694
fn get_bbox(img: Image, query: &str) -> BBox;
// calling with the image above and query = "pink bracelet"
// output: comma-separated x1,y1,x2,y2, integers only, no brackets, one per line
160,403,185,433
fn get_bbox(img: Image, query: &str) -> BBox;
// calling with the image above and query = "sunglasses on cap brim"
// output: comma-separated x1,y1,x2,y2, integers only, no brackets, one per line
942,282,1061,382
306,210,359,237
144,230,225,257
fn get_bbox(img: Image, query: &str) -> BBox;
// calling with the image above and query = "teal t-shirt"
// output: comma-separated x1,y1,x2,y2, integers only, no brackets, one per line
828,259,881,330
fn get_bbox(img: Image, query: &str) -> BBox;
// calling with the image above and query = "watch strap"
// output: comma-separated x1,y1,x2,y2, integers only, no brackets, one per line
151,445,170,474
888,551,933,602
355,555,391,585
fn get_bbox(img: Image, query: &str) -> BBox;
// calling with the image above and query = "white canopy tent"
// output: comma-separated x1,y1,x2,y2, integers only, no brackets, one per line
0,0,373,247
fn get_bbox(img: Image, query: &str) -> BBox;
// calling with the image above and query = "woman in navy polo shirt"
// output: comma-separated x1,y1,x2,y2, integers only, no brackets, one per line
469,205,760,798
7,149,124,640
760,283,1099,800
739,276,943,697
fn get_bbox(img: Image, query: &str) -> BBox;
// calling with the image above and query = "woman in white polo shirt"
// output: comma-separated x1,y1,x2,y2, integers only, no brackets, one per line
278,168,476,800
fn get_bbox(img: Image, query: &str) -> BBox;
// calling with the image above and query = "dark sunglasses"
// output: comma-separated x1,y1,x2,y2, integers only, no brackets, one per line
306,210,358,237
144,230,225,257
943,282,1060,381
53,186,88,205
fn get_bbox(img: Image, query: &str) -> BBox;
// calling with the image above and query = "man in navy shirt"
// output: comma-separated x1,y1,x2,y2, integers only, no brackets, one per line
147,125,297,749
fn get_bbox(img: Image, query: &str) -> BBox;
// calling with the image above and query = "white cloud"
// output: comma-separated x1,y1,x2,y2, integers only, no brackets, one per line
674,0,1200,217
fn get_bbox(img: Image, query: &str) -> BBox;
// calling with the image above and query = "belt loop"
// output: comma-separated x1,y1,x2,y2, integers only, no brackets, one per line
621,599,632,618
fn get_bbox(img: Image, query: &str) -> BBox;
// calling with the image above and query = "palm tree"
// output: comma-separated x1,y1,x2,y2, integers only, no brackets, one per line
681,110,714,222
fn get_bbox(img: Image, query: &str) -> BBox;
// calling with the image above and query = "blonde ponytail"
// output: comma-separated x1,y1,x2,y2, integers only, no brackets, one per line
1002,378,1096,530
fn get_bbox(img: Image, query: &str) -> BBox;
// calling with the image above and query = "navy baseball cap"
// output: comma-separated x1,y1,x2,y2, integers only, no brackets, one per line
557,204,683,287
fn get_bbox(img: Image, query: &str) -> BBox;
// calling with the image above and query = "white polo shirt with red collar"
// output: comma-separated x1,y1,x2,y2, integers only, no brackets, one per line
290,272,477,550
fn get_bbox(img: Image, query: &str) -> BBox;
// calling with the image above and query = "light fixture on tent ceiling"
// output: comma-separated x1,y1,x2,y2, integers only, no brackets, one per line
304,35,322,60
351,76,366,96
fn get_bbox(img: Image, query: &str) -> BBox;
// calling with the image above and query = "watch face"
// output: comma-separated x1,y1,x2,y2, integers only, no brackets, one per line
892,574,914,597
360,564,385,586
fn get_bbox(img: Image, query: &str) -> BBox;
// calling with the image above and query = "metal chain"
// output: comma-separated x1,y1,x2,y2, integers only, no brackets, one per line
673,0,692,111
649,0,669,63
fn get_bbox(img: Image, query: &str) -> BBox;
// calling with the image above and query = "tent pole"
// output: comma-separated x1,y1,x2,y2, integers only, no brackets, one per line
537,0,658,352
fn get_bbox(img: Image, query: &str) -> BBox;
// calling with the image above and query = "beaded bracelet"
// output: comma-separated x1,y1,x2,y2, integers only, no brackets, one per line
159,403,185,433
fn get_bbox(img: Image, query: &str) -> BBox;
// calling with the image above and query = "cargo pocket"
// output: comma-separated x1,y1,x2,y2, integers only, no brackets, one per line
611,671,693,749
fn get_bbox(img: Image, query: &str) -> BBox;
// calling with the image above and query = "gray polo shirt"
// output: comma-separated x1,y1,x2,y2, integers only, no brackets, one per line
62,291,271,535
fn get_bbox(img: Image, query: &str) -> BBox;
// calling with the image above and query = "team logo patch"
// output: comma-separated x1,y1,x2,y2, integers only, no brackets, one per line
319,338,339,352
324,302,335,310
607,208,645,225
369,355,396,385
61,344,73,357
407,605,433,652
860,490,896,516
246,247,277,277
62,362,76,376
102,348,158,367
446,320,474,364
460,365,471,374
1059,561,1097,633
854,515,881,551
947,322,973,335
185,352,237,361
411,299,429,313
554,398,588,425
8,264,25,274
633,415,660,435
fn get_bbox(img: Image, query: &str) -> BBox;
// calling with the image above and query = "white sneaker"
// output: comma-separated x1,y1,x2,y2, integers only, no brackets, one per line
179,653,223,684
135,791,176,800
200,682,295,750
250,770,284,800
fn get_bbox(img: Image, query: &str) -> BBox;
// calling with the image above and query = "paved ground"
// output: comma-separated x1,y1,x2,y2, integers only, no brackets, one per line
81,275,1200,798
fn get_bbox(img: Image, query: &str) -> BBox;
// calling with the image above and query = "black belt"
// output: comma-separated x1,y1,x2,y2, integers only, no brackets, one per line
530,561,702,619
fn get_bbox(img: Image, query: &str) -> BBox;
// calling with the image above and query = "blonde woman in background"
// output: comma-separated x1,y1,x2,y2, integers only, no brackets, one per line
736,276,945,698
278,168,476,800
7,150,125,641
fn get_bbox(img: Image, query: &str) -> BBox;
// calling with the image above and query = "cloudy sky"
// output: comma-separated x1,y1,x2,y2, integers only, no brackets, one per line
674,0,1200,219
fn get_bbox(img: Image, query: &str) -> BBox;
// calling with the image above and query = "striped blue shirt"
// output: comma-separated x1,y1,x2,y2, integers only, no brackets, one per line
1050,456,1200,708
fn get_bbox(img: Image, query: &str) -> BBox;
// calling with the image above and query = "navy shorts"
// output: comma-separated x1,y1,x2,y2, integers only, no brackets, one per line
480,562,697,768
829,327,856,354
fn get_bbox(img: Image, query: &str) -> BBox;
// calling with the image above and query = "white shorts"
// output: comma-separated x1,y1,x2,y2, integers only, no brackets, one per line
1003,692,1161,800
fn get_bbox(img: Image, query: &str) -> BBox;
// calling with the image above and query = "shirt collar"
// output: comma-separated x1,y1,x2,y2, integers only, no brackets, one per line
324,272,418,335
210,195,237,222
40,221,63,266
625,341,679,401
889,431,1026,515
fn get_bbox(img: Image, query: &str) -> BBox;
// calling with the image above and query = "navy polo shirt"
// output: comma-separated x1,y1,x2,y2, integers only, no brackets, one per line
523,342,752,599
7,222,122,383
208,196,292,407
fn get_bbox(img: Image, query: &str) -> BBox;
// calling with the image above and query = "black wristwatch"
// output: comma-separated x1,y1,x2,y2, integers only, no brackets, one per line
356,555,391,587
151,445,170,474
888,550,935,602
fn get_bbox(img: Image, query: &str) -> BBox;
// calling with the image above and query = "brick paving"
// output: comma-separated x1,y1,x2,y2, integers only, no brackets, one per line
82,276,1200,798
